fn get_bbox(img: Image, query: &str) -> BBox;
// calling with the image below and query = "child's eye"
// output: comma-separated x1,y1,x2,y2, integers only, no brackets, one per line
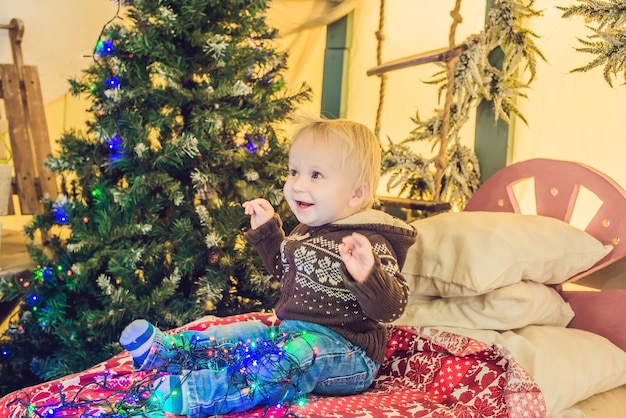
311,171,322,179
289,169,298,177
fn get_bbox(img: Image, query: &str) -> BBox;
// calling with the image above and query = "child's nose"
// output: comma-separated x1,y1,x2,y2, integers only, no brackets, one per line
291,176,306,191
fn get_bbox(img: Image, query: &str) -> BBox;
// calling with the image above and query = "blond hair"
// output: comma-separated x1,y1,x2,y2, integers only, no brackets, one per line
289,114,381,209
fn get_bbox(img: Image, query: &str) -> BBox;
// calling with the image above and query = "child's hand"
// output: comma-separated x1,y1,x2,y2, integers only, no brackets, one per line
242,198,275,229
339,232,375,283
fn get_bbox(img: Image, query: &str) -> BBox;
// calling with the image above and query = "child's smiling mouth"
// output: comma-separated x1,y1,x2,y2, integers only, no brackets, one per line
296,201,313,208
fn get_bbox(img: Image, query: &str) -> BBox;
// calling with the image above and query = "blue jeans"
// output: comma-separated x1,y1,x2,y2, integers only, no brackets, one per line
149,319,379,417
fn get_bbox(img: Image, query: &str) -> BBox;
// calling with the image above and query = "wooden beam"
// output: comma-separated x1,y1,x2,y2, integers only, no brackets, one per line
378,196,450,212
23,65,58,201
7,18,25,76
0,64,40,213
366,44,466,76
1,18,58,214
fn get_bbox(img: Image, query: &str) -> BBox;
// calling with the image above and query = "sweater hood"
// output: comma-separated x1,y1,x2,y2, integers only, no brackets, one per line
329,209,417,267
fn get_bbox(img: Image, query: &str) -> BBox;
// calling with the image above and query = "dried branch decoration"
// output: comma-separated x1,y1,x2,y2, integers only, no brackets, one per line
382,0,545,208
559,0,626,87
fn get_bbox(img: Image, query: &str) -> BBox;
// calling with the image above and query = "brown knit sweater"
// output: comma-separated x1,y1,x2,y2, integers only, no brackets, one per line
244,209,417,364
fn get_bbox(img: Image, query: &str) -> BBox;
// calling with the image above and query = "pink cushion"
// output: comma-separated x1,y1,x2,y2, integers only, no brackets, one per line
561,290,626,351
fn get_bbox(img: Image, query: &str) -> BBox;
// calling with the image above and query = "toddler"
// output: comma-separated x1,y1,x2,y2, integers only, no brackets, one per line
120,115,416,417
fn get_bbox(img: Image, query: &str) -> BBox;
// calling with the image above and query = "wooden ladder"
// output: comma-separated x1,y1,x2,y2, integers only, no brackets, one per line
0,18,57,215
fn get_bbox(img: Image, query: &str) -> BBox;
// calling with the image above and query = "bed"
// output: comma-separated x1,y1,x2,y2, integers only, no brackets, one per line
1,158,625,418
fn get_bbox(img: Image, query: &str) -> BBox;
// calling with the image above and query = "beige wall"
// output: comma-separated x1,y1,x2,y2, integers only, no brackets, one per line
0,0,118,104
45,94,92,154
513,0,626,187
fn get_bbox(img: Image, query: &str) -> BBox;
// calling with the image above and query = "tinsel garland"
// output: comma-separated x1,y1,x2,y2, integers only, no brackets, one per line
6,330,312,417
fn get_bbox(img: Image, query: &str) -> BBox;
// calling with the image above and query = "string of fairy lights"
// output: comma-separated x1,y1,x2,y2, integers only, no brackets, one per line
6,328,314,417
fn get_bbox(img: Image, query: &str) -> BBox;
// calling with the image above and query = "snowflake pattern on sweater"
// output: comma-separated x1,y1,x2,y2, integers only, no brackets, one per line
246,209,417,363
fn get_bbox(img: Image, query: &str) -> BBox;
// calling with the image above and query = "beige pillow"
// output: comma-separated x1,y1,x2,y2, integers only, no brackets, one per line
403,211,612,297
394,281,575,330
429,325,626,415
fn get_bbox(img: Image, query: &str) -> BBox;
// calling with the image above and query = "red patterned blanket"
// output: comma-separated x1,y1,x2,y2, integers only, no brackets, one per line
0,313,546,417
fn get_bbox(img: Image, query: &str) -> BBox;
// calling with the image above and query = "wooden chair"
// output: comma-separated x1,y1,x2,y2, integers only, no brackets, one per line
1,18,58,215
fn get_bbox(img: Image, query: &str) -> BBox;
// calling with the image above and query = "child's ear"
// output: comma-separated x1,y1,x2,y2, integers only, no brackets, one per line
349,184,368,208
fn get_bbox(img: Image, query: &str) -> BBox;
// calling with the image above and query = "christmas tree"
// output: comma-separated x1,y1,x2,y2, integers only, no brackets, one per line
0,0,310,395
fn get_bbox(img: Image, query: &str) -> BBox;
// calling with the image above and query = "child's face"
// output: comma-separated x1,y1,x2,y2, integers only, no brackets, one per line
284,130,363,227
